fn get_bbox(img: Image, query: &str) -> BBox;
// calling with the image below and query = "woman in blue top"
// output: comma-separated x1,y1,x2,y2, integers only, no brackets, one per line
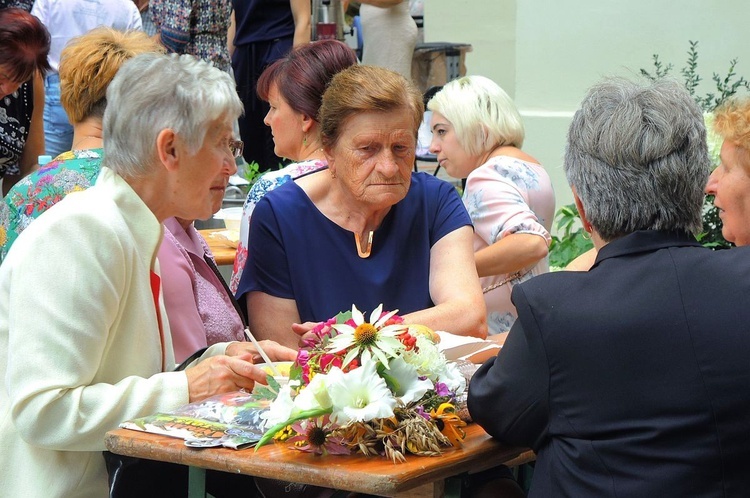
236,65,488,348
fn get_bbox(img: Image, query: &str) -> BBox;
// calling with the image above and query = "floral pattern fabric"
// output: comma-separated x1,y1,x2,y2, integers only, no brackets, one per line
0,0,33,10
149,0,232,72
230,159,328,293
0,149,102,259
464,155,555,334
0,80,33,178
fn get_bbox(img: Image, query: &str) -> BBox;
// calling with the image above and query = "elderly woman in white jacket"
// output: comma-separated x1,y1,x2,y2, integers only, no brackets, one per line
0,53,294,497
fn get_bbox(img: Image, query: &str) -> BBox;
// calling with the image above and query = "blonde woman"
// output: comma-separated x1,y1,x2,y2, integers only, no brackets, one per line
429,75,555,335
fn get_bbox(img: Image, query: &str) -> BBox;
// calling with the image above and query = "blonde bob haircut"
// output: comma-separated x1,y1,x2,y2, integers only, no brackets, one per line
427,75,524,155
59,27,163,124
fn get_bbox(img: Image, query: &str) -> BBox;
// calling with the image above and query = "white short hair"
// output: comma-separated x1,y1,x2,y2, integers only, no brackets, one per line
103,53,243,178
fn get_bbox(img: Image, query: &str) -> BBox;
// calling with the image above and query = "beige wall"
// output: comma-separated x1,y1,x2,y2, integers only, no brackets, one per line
424,0,750,211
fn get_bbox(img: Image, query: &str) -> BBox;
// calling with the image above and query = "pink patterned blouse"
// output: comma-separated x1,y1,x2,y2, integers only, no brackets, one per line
465,155,556,334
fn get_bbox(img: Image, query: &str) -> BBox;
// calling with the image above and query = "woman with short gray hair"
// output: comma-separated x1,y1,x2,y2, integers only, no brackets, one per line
468,77,750,496
565,78,708,241
104,53,242,179
0,53,294,497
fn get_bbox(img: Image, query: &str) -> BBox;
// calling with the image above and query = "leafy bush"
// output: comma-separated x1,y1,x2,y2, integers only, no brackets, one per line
640,41,749,113
239,160,263,185
549,41,747,266
548,204,593,269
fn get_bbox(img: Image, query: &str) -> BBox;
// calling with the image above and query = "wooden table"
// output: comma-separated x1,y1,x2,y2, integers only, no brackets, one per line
105,424,534,498
198,229,238,266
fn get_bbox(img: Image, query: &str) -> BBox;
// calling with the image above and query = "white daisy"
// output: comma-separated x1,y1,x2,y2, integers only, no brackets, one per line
327,304,406,368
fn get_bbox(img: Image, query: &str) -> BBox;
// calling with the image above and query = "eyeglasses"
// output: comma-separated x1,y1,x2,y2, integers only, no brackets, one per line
229,139,244,158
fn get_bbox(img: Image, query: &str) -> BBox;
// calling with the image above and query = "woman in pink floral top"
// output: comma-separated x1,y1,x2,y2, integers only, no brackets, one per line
230,40,357,293
428,76,556,334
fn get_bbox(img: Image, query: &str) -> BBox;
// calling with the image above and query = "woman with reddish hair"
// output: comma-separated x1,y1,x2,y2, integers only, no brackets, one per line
0,7,50,196
230,39,357,293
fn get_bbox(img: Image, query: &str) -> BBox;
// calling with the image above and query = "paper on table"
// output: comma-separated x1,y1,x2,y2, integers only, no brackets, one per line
436,331,502,363
209,229,240,248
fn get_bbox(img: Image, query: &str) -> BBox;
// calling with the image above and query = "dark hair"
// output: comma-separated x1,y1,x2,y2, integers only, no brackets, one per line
256,39,357,121
0,8,51,82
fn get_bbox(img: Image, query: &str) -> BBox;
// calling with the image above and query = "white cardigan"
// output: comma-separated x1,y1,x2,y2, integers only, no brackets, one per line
0,167,225,497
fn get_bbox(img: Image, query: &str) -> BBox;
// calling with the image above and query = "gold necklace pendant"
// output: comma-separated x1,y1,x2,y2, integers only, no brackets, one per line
355,231,374,258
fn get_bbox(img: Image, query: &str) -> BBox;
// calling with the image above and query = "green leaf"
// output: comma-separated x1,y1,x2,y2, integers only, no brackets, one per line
253,374,282,401
378,364,401,393
334,310,353,323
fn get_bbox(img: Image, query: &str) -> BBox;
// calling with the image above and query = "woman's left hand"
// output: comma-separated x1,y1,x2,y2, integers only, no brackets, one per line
292,321,321,348
225,340,297,363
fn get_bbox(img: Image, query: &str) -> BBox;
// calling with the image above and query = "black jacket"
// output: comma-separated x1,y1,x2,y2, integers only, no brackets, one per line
469,230,750,497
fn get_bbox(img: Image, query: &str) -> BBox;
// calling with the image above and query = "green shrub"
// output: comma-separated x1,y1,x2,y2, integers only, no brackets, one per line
550,41,748,266
548,204,593,269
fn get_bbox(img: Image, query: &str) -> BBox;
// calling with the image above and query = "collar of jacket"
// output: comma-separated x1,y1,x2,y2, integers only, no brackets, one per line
592,230,703,269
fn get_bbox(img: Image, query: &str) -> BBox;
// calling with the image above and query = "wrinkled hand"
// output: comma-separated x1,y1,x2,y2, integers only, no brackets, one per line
185,353,266,402
292,322,320,347
225,340,297,364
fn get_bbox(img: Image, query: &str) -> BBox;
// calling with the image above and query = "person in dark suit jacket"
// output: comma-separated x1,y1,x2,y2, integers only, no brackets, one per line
468,77,750,497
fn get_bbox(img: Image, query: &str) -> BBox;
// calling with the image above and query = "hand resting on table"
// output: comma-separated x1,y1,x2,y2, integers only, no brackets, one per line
186,341,297,402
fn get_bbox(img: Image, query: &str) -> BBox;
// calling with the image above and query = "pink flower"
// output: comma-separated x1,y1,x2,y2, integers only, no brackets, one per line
435,382,451,397
288,416,350,456
415,405,431,420
296,349,310,367
319,353,343,373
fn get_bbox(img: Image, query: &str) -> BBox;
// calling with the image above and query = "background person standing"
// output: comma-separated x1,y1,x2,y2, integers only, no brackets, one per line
150,0,233,73
359,0,417,80
0,7,50,196
230,0,310,173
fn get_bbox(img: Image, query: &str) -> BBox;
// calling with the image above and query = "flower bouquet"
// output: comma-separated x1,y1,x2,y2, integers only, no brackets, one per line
254,304,469,463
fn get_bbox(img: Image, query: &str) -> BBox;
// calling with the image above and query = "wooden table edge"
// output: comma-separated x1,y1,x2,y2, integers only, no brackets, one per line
198,228,237,266
105,426,534,496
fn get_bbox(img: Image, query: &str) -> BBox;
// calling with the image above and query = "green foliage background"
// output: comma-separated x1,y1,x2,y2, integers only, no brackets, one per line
550,41,748,267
